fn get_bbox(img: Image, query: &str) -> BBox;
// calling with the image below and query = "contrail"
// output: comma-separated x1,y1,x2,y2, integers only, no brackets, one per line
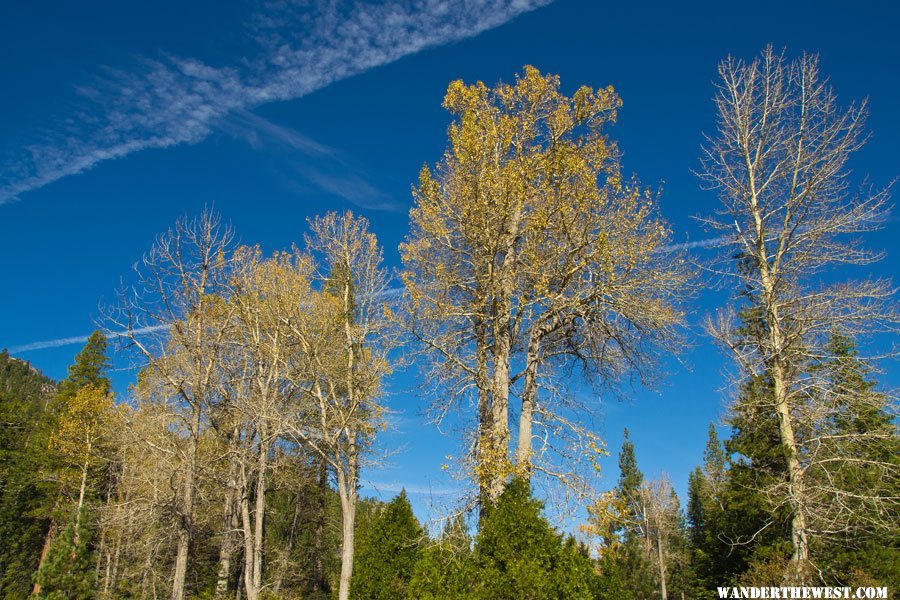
363,480,460,497
0,0,553,206
660,234,734,252
7,324,168,354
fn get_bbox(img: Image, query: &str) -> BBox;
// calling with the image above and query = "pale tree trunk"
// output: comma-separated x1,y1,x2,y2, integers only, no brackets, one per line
73,437,92,549
336,439,359,600
312,456,330,596
171,403,201,600
239,485,258,600
488,295,512,503
753,193,809,571
656,534,668,600
32,514,58,595
770,340,809,569
475,316,493,514
216,481,238,596
515,315,558,476
515,331,539,474
238,429,270,600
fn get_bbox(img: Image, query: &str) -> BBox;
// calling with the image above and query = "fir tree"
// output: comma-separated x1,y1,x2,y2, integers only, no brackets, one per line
0,351,57,597
614,430,655,600
34,505,97,599
472,477,598,599
408,515,474,599
352,490,424,600
56,331,111,401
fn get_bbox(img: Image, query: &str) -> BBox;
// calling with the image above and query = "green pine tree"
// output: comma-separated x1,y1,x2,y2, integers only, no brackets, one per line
613,430,655,600
0,351,57,597
813,334,899,587
34,505,97,599
472,477,598,599
408,515,474,600
352,490,424,600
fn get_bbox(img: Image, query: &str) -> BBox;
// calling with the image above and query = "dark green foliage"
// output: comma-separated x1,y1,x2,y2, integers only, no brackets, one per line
56,331,111,401
471,478,598,599
352,490,424,600
611,431,655,600
408,514,473,599
593,553,629,600
34,506,97,599
0,350,57,597
812,335,900,587
262,458,341,598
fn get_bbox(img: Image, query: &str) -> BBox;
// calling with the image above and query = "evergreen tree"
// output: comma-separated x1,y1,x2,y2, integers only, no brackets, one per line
408,515,474,599
813,335,899,587
56,331,111,402
614,430,655,599
472,477,598,599
33,506,97,599
352,490,424,600
0,351,57,597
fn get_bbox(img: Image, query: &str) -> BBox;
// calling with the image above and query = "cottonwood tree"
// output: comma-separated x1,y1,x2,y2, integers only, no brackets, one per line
108,209,236,600
639,475,684,600
699,47,898,578
278,211,395,600
212,245,301,600
401,66,687,508
99,394,185,596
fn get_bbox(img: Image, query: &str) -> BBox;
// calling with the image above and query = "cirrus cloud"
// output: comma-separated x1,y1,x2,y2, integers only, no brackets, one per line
0,0,553,206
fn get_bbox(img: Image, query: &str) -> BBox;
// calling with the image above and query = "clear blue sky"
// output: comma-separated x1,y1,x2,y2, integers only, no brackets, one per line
2,0,897,527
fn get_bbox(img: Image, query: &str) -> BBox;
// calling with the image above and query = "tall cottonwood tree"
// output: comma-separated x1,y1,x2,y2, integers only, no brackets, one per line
108,209,235,600
214,245,302,600
699,47,898,578
402,66,686,507
278,211,395,600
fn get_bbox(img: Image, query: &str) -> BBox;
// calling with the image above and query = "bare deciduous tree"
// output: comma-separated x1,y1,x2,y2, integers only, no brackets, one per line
107,209,235,600
699,47,898,577
274,212,395,600
640,475,680,600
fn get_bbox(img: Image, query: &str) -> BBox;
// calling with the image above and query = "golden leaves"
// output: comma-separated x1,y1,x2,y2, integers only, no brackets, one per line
50,384,114,466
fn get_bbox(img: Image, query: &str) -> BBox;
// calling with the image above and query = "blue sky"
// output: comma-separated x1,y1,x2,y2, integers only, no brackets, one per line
2,0,898,528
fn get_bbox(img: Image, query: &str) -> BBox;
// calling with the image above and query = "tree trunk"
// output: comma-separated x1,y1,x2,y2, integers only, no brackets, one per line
216,482,238,596
475,315,493,516
337,480,357,600
761,266,809,572
252,437,268,594
312,456,330,596
487,295,512,503
656,534,668,600
73,438,92,549
240,482,258,600
32,518,57,596
171,402,201,600
336,438,359,600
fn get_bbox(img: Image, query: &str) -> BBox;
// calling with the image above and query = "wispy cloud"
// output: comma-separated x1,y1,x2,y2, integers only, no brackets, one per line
7,324,167,354
218,109,337,157
0,0,552,207
363,480,460,497
660,234,734,252
218,109,399,210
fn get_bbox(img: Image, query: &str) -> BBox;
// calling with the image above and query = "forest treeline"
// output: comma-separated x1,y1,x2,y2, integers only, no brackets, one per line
1,48,897,599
